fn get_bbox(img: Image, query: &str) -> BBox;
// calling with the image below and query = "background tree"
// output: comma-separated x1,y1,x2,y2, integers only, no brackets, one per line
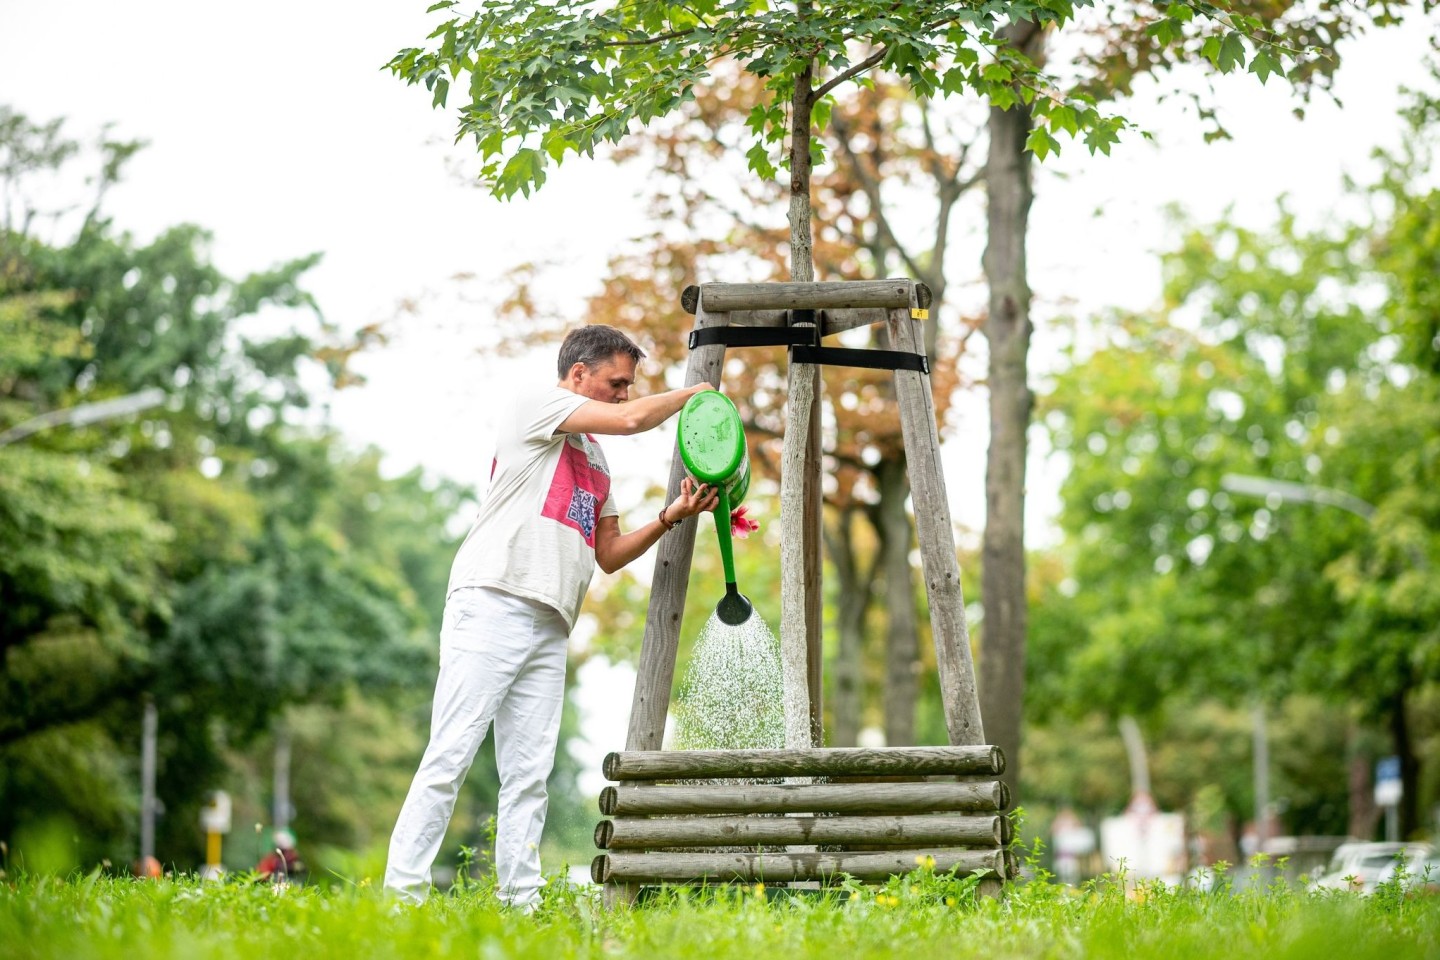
0,109,480,870
1036,73,1440,837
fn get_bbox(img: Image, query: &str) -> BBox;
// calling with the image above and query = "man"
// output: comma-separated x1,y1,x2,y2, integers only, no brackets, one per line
385,324,718,908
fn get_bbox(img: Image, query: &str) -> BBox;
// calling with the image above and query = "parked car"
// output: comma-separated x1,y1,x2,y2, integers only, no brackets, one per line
1312,842,1434,893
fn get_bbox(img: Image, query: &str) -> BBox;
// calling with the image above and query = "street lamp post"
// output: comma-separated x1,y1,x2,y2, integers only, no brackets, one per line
0,388,166,447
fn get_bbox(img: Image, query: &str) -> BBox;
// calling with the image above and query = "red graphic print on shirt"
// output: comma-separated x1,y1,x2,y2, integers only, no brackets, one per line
540,434,610,547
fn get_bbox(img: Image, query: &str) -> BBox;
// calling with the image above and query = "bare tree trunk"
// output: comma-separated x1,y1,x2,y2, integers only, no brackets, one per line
824,505,872,747
980,22,1041,806
780,50,820,748
876,457,918,746
1392,684,1420,837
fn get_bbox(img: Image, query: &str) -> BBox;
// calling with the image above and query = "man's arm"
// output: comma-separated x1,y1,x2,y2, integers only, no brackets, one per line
593,478,720,575
558,383,711,436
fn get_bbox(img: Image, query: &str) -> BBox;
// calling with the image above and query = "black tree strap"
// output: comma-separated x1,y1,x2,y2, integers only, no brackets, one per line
791,344,929,374
687,310,928,374
687,326,814,350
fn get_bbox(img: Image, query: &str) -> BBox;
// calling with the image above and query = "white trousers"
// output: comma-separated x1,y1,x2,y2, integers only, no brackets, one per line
384,586,569,906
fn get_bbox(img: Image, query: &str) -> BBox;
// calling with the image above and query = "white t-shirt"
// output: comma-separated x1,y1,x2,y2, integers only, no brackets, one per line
446,385,619,630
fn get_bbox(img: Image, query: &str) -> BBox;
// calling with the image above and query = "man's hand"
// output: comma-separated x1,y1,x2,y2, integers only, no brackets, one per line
663,477,721,525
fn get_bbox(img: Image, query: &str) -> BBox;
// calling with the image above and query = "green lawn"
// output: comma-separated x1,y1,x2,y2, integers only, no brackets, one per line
3,864,1436,959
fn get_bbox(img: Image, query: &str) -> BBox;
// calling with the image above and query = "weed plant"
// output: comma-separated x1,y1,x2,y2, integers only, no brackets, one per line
2,854,1436,959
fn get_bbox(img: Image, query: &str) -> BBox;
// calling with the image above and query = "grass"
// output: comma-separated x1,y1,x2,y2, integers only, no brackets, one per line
3,858,1437,960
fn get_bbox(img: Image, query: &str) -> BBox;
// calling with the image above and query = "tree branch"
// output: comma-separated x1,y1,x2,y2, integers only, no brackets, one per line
813,48,889,101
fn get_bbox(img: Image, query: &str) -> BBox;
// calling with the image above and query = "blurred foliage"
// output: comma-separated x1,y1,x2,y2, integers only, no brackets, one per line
1032,71,1440,838
0,108,476,870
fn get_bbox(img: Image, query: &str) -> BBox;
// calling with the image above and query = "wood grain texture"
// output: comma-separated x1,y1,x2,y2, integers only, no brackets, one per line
698,280,914,312
593,847,1003,883
596,814,1004,850
598,780,1006,816
602,745,1004,780
887,301,985,746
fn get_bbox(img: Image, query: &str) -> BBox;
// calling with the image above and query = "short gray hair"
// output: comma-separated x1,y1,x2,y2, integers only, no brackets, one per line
557,325,645,378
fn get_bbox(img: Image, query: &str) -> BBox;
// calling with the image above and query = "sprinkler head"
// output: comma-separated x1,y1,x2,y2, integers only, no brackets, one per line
716,583,754,626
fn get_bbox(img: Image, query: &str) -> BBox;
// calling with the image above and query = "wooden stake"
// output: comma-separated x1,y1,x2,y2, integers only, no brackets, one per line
594,847,1003,884
599,780,1007,816
602,745,1004,781
596,813,1005,850
886,300,985,746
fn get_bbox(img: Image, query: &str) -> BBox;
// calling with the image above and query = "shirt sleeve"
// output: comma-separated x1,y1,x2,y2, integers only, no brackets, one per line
519,387,590,446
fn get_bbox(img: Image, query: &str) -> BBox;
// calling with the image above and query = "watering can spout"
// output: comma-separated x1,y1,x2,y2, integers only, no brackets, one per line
716,582,754,626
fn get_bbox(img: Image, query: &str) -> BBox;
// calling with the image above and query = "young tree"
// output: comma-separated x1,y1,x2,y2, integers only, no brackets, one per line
390,0,1339,764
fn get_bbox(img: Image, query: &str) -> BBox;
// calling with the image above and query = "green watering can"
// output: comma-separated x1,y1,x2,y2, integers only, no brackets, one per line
677,390,754,625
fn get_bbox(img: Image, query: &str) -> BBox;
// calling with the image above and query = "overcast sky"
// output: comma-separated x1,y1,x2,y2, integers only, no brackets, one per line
4,2,1435,765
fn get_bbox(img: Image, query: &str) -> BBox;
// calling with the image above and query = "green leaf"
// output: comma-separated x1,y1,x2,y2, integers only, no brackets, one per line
1249,49,1281,85
1025,126,1061,160
981,62,1013,84
498,147,547,199
746,142,776,180
1218,32,1247,73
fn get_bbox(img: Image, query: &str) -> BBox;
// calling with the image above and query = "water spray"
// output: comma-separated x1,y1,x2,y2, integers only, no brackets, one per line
677,391,754,626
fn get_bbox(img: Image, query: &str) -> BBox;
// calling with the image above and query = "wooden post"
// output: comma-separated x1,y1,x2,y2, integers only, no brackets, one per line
596,814,1006,850
594,848,1005,884
623,301,729,752
603,745,1004,780
599,780,1007,816
780,311,817,750
887,297,985,746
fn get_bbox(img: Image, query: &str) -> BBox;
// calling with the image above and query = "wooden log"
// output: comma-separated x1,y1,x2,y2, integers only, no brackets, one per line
681,282,930,316
624,303,729,753
602,745,1005,781
779,309,818,750
595,814,1004,850
598,780,1006,816
593,847,1003,884
699,280,914,312
887,302,985,746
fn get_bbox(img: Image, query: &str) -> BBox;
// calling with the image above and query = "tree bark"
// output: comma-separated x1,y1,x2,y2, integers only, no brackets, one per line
1392,684,1420,838
824,505,872,746
980,22,1042,808
780,49,820,748
877,457,918,746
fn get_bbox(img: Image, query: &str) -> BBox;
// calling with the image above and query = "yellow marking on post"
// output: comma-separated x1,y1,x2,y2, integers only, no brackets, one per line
910,308,930,320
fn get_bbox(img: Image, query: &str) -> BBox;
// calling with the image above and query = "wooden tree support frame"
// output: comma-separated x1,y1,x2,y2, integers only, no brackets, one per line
609,279,994,907
593,747,1015,893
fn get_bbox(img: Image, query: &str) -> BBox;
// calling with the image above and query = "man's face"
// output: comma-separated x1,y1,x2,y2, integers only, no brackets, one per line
575,353,636,404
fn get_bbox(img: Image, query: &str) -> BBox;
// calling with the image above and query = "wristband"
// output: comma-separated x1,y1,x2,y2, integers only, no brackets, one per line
658,507,676,532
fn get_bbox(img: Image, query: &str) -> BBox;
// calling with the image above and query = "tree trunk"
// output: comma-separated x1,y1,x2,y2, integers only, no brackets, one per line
1391,684,1420,838
780,52,820,748
824,505,871,747
877,457,918,746
980,22,1041,807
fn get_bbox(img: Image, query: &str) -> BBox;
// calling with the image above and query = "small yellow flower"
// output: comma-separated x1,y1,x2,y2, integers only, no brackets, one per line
753,882,766,898
945,896,956,907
